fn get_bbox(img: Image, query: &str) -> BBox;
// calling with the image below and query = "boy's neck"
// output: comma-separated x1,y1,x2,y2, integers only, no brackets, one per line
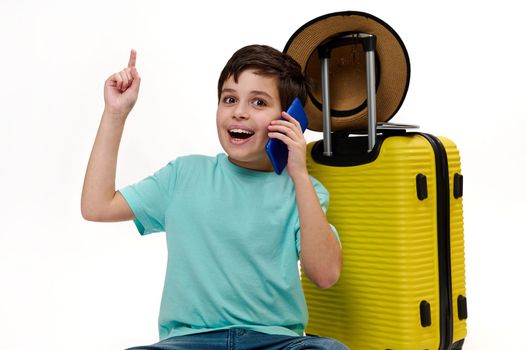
227,155,274,173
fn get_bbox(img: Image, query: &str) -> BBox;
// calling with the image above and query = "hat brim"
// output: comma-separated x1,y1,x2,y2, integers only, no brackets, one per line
284,11,410,131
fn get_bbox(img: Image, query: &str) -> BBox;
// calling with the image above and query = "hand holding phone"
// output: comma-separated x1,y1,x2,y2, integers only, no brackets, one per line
265,97,308,175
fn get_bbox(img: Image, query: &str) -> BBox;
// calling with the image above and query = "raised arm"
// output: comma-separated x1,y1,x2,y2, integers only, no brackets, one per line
81,50,141,222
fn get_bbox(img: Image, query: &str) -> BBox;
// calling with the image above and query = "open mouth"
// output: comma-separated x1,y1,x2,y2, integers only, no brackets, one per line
228,128,255,140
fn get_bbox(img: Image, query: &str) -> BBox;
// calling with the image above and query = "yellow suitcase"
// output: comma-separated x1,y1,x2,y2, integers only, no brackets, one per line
304,133,467,350
283,14,468,349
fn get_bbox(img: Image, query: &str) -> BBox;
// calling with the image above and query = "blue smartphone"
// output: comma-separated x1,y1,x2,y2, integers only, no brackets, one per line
265,97,308,175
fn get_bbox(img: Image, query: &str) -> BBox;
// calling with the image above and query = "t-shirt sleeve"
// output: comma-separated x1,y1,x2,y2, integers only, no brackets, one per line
118,160,177,235
295,176,341,254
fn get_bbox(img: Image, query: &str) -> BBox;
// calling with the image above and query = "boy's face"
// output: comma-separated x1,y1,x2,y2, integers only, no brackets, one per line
217,69,282,172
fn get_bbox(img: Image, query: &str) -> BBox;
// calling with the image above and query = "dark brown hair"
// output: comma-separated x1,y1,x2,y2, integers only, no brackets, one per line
217,44,309,110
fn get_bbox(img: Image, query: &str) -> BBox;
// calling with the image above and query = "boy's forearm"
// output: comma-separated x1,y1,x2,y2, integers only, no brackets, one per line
294,173,342,289
81,110,127,220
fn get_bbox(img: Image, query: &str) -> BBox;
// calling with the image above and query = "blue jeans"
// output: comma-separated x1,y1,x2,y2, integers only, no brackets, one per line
126,328,349,350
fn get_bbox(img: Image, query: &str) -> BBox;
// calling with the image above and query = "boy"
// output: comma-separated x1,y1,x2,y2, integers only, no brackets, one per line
81,45,347,350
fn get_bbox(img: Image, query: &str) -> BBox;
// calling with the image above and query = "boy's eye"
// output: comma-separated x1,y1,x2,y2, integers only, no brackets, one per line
252,99,267,107
223,96,237,104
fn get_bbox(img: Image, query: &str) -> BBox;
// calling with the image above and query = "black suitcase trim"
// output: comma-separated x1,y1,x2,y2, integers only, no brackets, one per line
310,132,385,166
419,133,454,350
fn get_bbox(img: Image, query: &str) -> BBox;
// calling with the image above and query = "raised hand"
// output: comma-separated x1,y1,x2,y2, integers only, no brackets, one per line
82,50,141,223
103,49,141,119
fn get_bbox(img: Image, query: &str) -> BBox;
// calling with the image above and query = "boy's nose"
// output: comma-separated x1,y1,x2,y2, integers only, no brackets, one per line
233,106,249,120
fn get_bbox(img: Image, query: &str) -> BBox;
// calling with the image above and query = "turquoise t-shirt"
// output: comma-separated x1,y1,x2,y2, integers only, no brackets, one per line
119,153,338,340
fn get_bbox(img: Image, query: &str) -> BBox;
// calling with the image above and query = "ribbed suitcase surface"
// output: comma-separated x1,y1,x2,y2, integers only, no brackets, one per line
303,134,467,350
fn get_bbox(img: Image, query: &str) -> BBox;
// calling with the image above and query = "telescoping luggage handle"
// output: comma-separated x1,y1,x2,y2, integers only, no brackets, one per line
318,33,378,155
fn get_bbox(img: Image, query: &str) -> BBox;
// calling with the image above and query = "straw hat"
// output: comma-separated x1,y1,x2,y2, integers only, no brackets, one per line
284,11,410,131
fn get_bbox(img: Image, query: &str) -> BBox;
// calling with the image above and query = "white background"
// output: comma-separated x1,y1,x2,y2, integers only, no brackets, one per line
1,0,525,349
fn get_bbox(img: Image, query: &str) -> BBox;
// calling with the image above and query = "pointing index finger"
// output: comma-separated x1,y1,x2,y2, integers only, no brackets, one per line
128,49,137,68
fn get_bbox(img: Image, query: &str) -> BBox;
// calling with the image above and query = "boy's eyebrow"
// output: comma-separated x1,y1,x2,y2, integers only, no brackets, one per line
220,88,237,95
250,90,274,99
220,88,274,100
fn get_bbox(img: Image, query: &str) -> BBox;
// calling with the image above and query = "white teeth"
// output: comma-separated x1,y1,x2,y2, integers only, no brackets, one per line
229,129,254,134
